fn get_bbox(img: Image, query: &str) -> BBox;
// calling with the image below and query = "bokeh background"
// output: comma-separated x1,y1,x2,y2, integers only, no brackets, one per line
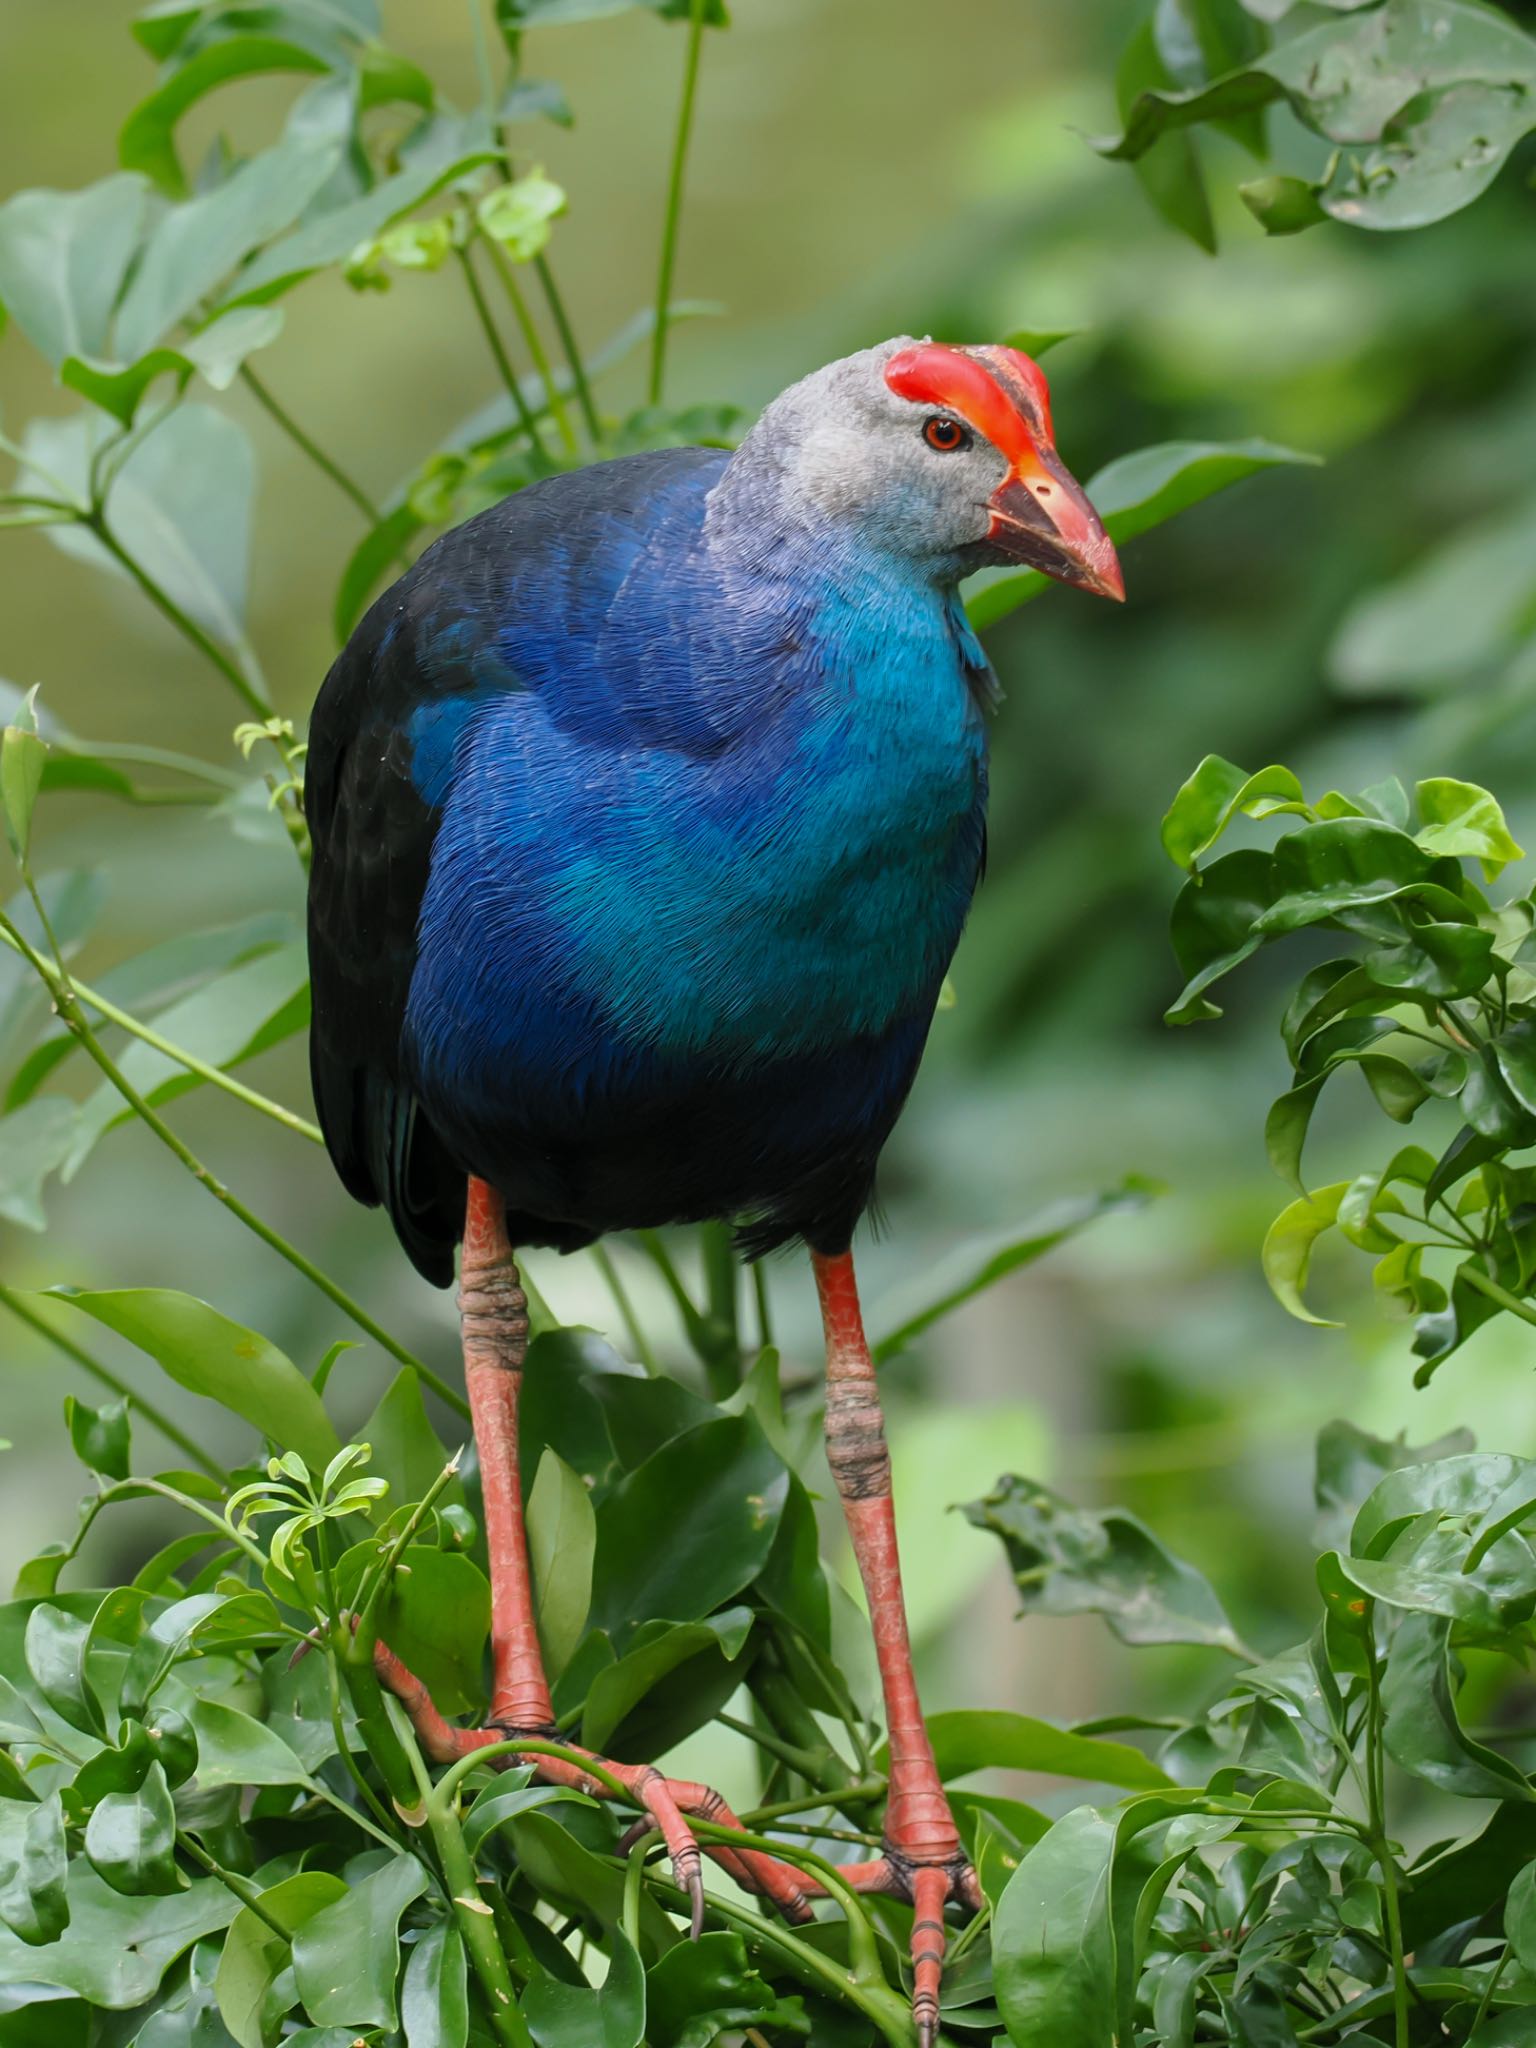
4,0,1536,1814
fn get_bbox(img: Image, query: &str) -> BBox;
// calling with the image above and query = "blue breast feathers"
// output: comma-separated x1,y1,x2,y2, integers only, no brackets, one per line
399,462,987,1118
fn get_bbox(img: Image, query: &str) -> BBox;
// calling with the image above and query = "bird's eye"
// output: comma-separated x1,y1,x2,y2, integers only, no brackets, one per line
923,415,969,453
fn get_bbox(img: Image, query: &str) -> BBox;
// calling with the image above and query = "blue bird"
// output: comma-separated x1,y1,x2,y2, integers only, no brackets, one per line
306,336,1122,2042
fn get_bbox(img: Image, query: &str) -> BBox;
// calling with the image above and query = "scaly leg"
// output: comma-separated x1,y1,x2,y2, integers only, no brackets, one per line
805,1248,981,2048
373,1177,813,1932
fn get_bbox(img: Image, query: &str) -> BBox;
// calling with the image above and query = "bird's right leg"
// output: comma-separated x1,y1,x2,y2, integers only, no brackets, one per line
372,1177,813,1931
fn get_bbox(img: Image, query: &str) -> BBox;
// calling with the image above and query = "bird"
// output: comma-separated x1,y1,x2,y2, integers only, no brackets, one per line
305,334,1122,2044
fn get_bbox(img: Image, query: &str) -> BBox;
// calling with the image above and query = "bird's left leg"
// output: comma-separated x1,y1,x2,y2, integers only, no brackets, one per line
372,1176,813,1932
801,1248,981,2048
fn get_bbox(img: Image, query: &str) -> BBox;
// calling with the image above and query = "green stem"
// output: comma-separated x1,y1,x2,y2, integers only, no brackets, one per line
457,246,547,458
534,256,601,442
591,1245,657,1372
415,1746,533,2048
434,1736,629,1808
752,1261,774,1350
648,0,708,405
741,1780,886,1826
0,929,321,1145
240,366,382,526
698,1222,741,1397
1460,1263,1536,1329
0,1284,224,1480
1363,1645,1408,2048
85,513,268,720
352,1451,466,1635
481,238,577,457
0,909,467,1420
178,1831,288,1934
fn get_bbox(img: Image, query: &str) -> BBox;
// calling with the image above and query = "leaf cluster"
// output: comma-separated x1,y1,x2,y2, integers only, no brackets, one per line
1163,754,1536,1378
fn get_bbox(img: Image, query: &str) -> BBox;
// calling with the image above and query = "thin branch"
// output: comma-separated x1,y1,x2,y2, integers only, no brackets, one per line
456,245,548,458
534,256,601,442
648,0,708,405
240,366,383,526
481,237,577,457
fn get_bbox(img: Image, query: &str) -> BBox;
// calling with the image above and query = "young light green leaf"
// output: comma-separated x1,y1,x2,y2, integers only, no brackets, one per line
1,722,46,861
1262,1184,1348,1326
1414,776,1525,881
527,1446,596,1679
477,172,566,261
1160,755,1308,873
44,1286,339,1468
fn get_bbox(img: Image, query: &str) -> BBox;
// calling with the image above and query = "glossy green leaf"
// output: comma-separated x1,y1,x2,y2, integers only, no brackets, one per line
0,176,146,366
332,503,424,642
966,439,1318,630
993,1805,1117,2047
1262,1183,1347,1326
84,1761,184,1897
291,1855,429,2030
1165,849,1278,1023
460,1779,591,1857
1382,1610,1534,1802
360,1364,461,1509
504,1809,677,1956
24,1602,102,1734
963,1474,1248,1654
216,1870,348,2048
1467,1465,1536,1571
378,1548,490,1719
186,1697,312,1788
0,1864,238,1999
586,1414,787,1646
1507,1860,1536,1977
581,1605,753,1754
63,1394,130,1480
1160,755,1308,872
1116,20,1215,251
645,1930,807,2048
896,1708,1171,1790
45,1286,338,1468
520,1920,645,2048
870,1178,1154,1362
0,1793,69,1947
401,1919,468,2048
527,1447,596,1678
1414,775,1525,880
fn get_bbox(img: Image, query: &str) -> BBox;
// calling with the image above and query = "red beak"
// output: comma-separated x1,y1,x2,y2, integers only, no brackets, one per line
988,447,1124,602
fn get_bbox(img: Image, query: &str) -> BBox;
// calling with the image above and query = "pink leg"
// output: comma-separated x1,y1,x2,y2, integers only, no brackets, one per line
374,1178,813,1930
806,1249,980,2048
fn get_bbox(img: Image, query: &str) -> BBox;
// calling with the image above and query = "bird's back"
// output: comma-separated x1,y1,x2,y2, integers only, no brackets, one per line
307,446,988,1280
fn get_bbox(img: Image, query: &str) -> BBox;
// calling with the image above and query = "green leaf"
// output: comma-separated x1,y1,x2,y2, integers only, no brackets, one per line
1116,20,1215,250
120,37,332,194
46,1287,339,1468
1,723,46,861
1382,1610,1534,1802
24,1602,102,1734
1261,1183,1348,1326
1508,1860,1536,1978
1239,172,1328,234
291,1855,429,2030
460,1779,591,1857
61,306,286,426
377,1548,490,1719
580,1606,754,1754
897,1709,1171,1791
0,1793,69,1947
527,1447,596,1679
63,1394,131,1480
586,1415,787,1647
360,1364,460,1509
186,1697,312,1788
645,1930,807,2048
965,439,1319,631
1160,755,1308,873
115,137,339,360
0,1864,238,2001
962,1474,1248,1655
1415,776,1525,881
993,1805,1117,2048
332,503,423,642
84,1762,184,1897
1467,1465,1536,1571
0,1099,81,1230
0,176,147,366
26,406,255,647
869,1179,1155,1362
401,1919,468,2048
216,1870,348,2048
521,1921,645,2048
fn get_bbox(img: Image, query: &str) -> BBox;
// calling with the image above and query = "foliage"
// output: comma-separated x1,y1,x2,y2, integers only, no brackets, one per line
1100,0,1536,248
1163,754,1536,1382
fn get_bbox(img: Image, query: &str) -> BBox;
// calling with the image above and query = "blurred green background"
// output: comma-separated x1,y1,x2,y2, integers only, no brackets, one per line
3,0,1536,1805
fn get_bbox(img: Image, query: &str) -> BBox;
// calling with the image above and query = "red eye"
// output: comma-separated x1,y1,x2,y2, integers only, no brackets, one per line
923,415,968,453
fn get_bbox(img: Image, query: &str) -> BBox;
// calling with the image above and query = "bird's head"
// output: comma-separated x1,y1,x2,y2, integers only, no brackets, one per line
727,336,1123,601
